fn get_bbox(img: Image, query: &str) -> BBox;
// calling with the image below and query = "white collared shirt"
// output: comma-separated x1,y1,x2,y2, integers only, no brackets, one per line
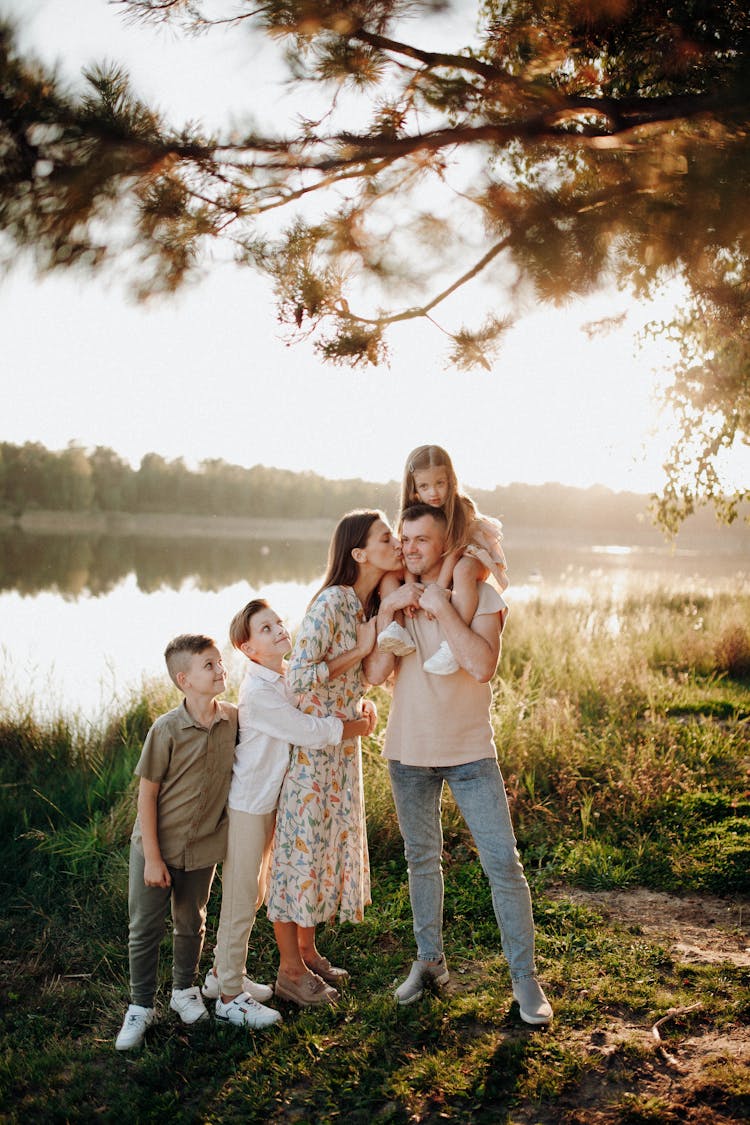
227,660,344,814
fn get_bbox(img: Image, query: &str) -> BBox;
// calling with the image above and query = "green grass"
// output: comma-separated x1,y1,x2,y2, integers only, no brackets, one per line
1,589,749,1123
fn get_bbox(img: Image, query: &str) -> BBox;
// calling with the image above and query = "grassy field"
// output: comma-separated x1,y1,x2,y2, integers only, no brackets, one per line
1,590,749,1124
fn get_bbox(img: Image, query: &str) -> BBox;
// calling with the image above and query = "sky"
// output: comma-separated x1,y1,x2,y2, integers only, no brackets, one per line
0,0,711,495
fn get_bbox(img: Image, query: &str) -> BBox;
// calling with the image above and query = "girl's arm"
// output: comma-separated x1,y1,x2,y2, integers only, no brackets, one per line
451,554,486,625
435,546,464,590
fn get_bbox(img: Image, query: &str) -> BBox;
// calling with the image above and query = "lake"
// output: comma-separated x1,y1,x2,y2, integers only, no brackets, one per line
1,523,748,720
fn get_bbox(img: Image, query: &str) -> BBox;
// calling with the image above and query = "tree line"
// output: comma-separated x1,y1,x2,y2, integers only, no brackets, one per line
0,441,394,521
1,440,745,541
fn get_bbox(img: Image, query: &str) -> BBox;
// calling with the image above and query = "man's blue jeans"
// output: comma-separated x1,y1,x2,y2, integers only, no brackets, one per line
388,757,537,981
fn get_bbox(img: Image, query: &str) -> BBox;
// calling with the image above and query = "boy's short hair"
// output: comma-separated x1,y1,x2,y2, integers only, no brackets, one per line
164,633,217,687
400,503,448,531
229,599,270,651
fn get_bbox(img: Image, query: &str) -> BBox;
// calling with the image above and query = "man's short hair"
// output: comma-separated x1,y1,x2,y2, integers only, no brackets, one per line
400,503,448,531
164,633,216,687
229,599,270,651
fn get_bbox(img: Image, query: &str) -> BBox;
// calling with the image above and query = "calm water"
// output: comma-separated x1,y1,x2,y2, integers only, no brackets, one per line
1,526,748,720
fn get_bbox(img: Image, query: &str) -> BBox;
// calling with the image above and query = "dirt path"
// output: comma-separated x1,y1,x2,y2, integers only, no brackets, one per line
552,886,750,969
525,887,750,1124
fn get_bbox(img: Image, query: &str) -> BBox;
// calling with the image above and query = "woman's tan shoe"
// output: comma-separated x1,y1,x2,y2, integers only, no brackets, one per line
305,956,349,985
274,970,339,1006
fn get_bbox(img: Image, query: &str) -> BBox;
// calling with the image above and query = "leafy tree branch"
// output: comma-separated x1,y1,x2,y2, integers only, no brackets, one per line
1,1,749,524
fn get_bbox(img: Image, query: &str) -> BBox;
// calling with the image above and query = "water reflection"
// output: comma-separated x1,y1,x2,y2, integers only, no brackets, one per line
1,526,747,721
3,527,749,601
0,530,329,597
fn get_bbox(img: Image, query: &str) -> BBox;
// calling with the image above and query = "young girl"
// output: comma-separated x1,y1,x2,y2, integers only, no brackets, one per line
378,444,509,675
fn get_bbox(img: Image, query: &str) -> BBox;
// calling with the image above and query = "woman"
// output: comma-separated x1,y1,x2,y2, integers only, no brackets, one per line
267,509,402,1005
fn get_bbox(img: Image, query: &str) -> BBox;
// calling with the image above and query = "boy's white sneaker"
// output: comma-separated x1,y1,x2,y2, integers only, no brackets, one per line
423,641,459,675
115,1004,155,1050
201,968,273,1004
170,986,208,1025
215,992,282,1029
377,621,416,656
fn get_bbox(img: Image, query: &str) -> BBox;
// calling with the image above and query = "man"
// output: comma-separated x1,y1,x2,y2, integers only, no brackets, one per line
365,503,552,1025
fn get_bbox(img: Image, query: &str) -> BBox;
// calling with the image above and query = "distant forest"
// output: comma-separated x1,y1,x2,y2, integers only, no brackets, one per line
0,440,745,539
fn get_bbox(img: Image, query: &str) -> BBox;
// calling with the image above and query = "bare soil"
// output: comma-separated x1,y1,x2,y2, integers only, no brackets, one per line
430,888,749,1123
552,886,750,970
515,887,750,1124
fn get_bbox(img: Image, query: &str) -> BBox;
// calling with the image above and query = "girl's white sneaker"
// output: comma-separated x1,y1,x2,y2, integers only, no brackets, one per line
377,621,416,656
394,955,450,1005
423,641,459,675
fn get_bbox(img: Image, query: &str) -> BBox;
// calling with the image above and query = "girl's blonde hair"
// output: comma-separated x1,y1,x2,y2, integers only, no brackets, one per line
400,445,477,552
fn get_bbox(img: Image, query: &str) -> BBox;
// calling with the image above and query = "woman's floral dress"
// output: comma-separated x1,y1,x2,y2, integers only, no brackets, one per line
266,585,371,926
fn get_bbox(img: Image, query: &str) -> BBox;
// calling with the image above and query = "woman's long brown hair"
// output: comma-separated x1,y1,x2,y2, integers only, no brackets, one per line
311,508,387,615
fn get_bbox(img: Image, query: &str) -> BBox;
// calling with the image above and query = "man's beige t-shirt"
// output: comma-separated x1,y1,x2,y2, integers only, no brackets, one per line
383,583,505,768
131,699,238,870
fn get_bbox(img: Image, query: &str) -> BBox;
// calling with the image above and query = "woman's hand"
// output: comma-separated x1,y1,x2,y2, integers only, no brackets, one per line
355,617,377,658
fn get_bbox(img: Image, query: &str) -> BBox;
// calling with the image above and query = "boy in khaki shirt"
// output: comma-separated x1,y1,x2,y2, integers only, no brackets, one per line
115,634,237,1051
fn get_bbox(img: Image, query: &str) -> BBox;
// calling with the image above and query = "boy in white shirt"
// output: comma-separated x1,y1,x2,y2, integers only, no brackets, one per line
202,599,376,1028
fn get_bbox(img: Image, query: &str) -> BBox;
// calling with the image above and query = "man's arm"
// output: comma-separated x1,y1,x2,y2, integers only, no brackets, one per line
418,584,501,683
363,582,424,685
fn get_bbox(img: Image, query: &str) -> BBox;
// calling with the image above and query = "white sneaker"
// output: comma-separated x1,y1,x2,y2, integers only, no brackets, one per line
512,977,553,1025
394,955,450,1005
115,1004,155,1050
377,621,416,656
423,640,459,675
215,992,282,1029
169,986,208,1025
202,968,273,1004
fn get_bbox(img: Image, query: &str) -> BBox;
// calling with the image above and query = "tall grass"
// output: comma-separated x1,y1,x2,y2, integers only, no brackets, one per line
3,590,748,926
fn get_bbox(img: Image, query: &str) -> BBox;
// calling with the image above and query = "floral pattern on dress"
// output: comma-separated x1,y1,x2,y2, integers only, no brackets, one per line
266,585,371,926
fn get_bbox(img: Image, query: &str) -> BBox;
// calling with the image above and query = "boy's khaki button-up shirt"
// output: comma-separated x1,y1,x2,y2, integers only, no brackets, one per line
131,699,238,871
